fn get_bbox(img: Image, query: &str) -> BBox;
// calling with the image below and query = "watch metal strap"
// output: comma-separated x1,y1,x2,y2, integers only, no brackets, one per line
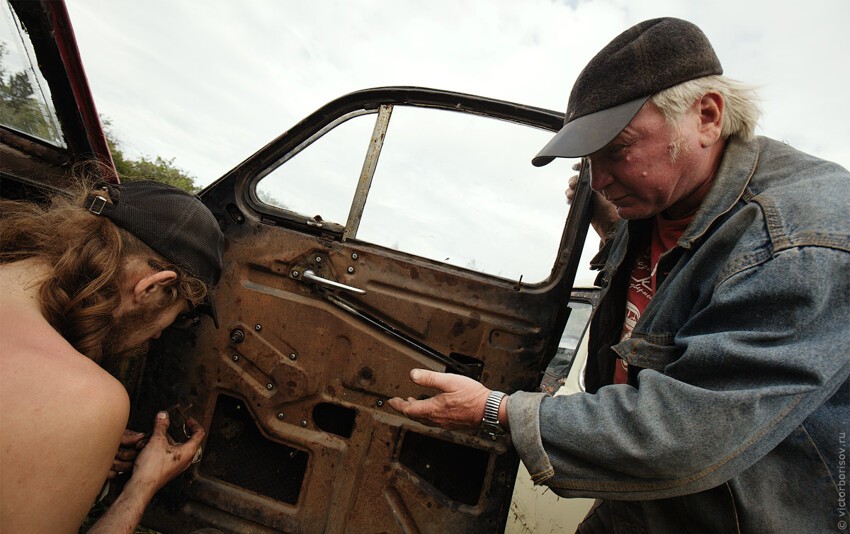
483,390,507,426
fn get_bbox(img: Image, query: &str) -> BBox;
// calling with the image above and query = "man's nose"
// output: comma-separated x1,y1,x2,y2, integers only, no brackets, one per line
589,161,613,192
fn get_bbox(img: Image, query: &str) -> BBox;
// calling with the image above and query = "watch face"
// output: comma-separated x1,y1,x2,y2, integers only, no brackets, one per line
480,420,505,439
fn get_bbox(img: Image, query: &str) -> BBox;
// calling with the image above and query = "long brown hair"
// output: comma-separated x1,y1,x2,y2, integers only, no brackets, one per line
0,178,207,363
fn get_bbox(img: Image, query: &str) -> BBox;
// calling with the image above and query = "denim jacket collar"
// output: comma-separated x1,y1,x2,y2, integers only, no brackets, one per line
678,136,759,250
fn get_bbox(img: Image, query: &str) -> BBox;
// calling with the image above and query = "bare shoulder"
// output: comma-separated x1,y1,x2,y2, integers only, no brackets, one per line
0,320,130,532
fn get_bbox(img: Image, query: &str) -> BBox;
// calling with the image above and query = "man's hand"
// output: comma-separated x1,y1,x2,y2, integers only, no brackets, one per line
88,412,205,534
130,411,204,494
387,369,491,430
567,162,620,239
108,429,146,479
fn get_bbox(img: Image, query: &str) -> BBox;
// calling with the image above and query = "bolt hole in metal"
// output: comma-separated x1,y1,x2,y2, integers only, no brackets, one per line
313,403,356,438
358,366,375,387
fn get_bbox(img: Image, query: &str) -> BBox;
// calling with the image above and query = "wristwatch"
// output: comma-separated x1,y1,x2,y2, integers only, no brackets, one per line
480,390,507,440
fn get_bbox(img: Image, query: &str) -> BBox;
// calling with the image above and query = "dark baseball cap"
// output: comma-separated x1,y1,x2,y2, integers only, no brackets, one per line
84,180,225,326
533,17,722,165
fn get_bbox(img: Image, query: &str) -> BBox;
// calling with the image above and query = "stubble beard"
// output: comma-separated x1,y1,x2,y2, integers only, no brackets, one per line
104,298,171,360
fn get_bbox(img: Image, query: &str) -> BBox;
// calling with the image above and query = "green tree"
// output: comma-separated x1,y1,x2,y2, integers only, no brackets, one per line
102,118,198,193
0,41,62,143
1,42,196,193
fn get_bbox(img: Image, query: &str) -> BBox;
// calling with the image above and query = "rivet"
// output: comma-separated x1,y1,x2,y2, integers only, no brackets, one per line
291,270,300,278
266,383,274,390
347,266,355,274
254,324,262,331
351,253,358,260
315,256,322,263
289,353,297,361
232,354,239,362
276,412,284,420
300,420,308,427
376,400,384,407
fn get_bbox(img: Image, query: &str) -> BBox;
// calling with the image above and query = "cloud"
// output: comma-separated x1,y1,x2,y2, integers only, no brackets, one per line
66,0,849,184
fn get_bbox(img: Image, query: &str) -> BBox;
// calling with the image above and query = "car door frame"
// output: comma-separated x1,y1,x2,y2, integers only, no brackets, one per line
129,87,594,534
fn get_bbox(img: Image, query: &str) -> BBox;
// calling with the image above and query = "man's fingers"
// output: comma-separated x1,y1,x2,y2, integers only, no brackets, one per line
119,429,145,446
151,411,169,438
184,417,206,446
386,397,406,414
409,368,469,393
115,448,138,461
389,395,441,421
112,459,133,472
409,368,438,388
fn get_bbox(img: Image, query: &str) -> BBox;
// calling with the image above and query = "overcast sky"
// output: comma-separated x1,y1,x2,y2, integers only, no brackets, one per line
65,0,849,188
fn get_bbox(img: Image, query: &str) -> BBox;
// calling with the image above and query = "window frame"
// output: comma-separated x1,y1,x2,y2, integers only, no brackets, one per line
236,87,586,287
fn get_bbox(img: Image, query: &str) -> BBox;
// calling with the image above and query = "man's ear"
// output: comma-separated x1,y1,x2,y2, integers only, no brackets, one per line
133,270,178,304
697,92,724,147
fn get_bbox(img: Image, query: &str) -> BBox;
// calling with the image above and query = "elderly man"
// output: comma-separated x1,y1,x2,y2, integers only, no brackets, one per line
0,180,225,533
389,18,849,532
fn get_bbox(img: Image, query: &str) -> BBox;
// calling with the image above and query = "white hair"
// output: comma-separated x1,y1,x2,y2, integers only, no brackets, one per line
650,75,762,141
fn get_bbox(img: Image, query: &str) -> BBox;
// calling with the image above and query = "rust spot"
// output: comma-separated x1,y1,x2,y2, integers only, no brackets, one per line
450,319,465,337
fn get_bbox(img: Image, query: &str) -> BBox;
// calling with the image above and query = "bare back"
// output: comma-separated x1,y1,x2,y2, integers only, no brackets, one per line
0,261,130,533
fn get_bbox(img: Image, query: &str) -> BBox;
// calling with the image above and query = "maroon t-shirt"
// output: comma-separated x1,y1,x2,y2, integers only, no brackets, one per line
614,214,692,384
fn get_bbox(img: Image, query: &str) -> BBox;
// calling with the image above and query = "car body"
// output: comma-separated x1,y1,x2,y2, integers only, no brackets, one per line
1,1,598,532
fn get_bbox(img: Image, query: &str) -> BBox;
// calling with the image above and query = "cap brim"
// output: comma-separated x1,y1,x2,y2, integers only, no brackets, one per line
532,96,648,166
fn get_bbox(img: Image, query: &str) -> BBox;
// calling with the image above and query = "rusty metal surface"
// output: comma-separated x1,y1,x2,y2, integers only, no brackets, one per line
132,209,570,533
344,104,392,241
125,87,589,533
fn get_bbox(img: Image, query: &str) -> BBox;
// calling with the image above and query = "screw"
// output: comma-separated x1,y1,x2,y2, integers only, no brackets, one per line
347,266,355,274
266,383,274,390
277,413,284,420
376,400,384,407
291,270,300,278
254,324,262,331
300,420,308,427
315,256,322,263
351,253,358,260
230,329,245,344
289,353,297,361
232,354,239,362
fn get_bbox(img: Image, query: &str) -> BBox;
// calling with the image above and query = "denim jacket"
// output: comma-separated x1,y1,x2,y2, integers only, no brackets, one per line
508,136,850,533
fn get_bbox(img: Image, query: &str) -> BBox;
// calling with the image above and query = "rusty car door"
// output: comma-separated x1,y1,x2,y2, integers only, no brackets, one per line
126,87,593,533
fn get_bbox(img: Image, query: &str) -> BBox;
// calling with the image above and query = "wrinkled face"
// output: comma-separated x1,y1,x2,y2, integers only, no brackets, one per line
109,298,188,357
587,101,701,220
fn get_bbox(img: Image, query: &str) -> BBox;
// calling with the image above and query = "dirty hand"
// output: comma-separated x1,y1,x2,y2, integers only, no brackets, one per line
129,411,205,493
108,429,146,479
566,162,620,239
387,369,490,430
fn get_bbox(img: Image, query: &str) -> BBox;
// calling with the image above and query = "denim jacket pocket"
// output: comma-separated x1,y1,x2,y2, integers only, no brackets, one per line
612,335,682,372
